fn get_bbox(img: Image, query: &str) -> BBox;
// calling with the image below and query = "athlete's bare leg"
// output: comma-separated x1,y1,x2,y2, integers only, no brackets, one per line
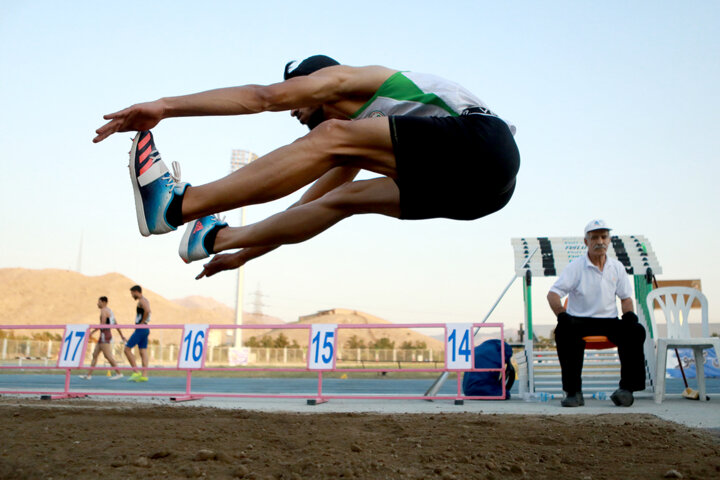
99,343,122,375
180,118,396,222
83,343,102,377
139,348,149,377
124,346,139,374
213,177,400,252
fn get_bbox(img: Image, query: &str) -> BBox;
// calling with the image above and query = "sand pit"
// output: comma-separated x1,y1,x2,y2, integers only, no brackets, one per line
1,399,718,480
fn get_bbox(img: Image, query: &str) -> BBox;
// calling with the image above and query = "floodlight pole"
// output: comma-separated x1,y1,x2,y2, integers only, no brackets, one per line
230,150,258,350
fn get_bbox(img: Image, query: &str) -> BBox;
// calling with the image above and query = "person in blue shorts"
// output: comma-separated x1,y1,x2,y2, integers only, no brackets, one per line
124,285,151,382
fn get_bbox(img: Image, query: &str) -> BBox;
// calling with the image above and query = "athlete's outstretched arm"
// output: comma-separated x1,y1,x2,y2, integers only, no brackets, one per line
93,65,394,143
195,166,360,279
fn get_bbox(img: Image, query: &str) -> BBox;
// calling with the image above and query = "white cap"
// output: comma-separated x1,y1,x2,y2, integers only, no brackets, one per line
584,219,611,235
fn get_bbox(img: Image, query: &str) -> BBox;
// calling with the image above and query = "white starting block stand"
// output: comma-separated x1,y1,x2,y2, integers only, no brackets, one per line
512,235,662,396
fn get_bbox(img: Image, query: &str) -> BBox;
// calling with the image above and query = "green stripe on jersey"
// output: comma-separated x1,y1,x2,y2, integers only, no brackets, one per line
351,71,457,119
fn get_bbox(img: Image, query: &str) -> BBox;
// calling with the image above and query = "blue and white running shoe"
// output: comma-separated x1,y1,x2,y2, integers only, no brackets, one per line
179,215,228,263
129,131,189,236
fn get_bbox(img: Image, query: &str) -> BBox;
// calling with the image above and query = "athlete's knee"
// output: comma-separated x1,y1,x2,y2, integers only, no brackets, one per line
305,119,355,157
312,118,352,139
320,181,375,214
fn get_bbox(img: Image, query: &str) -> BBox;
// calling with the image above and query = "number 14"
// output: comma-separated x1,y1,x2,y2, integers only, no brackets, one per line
448,329,471,362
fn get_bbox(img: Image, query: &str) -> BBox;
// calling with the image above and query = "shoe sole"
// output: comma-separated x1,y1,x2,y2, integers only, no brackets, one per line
178,221,194,264
129,132,151,237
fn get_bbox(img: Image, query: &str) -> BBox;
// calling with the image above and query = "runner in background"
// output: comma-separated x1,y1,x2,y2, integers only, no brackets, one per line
124,285,151,382
79,296,125,380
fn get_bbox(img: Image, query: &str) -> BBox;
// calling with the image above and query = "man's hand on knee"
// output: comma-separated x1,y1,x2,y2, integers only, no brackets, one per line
621,311,639,323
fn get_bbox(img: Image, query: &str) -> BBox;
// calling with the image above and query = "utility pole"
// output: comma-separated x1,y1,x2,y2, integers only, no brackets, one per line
230,149,258,349
252,284,267,315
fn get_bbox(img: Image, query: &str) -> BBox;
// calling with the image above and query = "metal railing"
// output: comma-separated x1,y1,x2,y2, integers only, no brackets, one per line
0,322,505,404
1,338,440,367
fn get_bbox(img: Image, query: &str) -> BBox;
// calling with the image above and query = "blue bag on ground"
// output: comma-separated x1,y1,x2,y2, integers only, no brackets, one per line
462,339,514,399
667,347,719,378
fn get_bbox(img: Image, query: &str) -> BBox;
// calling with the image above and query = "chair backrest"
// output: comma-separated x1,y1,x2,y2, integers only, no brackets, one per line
646,287,709,339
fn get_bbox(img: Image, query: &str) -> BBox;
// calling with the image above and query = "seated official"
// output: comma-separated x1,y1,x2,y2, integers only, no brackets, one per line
546,219,646,407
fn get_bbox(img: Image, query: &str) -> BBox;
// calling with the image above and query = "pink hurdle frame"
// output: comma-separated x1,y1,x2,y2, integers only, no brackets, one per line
0,323,506,403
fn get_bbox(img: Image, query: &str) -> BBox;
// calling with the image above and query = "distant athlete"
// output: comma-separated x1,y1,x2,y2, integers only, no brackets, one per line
124,285,151,382
94,55,520,279
79,296,126,380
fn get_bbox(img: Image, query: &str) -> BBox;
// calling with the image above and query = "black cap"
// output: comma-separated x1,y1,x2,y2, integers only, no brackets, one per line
284,55,340,80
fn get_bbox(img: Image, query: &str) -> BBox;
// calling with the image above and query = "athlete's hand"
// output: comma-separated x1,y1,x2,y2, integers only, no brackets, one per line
93,100,166,143
196,252,246,279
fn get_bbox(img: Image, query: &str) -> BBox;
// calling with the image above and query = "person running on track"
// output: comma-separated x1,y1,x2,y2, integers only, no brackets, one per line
79,296,126,380
94,55,520,279
124,285,151,382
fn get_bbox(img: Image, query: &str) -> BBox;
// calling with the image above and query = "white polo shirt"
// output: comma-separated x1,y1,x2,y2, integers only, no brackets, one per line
549,253,632,318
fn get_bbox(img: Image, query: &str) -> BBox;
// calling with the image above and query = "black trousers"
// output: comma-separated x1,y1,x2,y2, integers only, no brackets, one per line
554,316,647,394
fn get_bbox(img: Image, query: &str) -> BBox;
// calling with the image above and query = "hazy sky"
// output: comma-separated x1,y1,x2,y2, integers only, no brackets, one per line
1,1,718,328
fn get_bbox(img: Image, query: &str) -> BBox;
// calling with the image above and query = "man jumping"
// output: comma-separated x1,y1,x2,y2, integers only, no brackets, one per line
94,56,520,278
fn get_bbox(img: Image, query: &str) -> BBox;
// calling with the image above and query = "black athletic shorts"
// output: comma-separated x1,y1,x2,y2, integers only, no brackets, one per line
389,113,520,220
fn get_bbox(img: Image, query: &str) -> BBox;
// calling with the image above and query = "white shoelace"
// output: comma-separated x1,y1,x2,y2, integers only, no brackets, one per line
145,147,182,186
170,160,181,183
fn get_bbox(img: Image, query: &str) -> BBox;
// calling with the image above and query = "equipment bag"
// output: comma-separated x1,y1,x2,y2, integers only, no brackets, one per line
462,339,514,399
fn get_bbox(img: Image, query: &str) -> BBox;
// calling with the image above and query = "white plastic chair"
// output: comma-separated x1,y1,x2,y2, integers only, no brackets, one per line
646,287,719,404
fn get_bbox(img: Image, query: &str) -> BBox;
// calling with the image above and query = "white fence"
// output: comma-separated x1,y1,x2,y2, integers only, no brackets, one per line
0,338,439,367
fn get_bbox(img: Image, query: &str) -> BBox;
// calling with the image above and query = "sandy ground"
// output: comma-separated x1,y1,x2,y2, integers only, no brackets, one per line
1,399,719,480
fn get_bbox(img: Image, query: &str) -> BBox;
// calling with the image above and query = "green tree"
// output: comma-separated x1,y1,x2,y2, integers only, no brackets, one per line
259,336,274,348
400,340,427,350
244,336,260,347
273,333,290,348
31,332,62,341
370,337,395,349
345,335,366,349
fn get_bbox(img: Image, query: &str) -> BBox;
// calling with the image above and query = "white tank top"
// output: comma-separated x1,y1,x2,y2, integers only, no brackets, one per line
351,71,516,135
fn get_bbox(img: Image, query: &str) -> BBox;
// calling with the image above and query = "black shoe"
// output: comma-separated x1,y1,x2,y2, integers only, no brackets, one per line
561,392,584,407
611,388,634,407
